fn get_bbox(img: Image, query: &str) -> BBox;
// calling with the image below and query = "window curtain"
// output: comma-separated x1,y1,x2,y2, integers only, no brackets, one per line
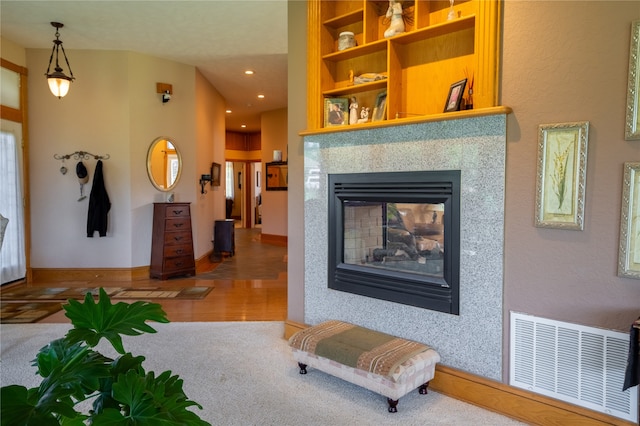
0,131,26,284
225,161,234,199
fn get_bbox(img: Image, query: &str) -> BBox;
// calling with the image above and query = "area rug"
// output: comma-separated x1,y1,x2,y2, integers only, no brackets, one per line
0,322,525,425
1,301,64,324
0,286,214,301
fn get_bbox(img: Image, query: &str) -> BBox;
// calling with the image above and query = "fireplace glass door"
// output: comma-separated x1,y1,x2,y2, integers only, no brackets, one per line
329,171,460,314
343,201,445,278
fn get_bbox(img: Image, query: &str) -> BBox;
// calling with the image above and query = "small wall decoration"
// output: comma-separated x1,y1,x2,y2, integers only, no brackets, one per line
371,91,388,122
443,79,467,112
324,97,349,127
625,19,640,140
535,121,589,230
618,162,640,279
211,162,221,186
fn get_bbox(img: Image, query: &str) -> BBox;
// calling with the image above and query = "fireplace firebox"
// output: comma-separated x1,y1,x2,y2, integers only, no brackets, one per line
328,171,460,314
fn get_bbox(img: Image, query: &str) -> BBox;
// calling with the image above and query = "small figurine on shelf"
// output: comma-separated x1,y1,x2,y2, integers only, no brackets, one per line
357,107,370,124
447,0,456,21
384,0,405,38
349,97,359,125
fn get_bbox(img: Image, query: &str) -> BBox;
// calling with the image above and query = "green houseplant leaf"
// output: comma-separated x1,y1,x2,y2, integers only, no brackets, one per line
1,288,209,426
63,288,169,354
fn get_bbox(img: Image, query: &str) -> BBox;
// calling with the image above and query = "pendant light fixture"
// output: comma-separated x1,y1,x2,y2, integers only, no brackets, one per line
45,22,75,99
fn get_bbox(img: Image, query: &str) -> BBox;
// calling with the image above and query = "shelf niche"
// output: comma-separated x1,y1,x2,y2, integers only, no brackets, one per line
306,0,502,132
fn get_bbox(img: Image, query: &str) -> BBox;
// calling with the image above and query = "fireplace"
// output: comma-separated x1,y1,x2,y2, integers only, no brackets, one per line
328,170,460,314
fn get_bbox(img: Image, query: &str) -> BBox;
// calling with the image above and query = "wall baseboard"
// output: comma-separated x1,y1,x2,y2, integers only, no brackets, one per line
283,319,634,426
29,252,217,282
260,233,288,245
31,266,150,282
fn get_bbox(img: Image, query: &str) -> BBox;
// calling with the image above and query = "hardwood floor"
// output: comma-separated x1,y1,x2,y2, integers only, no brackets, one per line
5,227,288,323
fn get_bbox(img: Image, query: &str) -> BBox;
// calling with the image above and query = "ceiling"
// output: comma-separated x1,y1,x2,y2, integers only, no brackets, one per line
0,0,288,133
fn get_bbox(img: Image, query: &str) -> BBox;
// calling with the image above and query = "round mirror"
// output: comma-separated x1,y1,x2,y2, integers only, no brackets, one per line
146,137,182,192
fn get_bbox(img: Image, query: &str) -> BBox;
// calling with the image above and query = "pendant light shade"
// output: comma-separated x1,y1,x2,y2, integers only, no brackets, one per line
45,22,74,99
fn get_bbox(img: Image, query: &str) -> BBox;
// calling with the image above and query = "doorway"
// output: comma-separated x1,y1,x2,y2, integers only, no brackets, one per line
226,161,261,229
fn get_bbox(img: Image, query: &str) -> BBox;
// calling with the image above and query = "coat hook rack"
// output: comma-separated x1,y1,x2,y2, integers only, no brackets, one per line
54,150,110,161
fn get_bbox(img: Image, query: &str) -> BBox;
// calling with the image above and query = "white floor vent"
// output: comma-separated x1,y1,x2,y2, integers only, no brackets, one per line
510,312,637,423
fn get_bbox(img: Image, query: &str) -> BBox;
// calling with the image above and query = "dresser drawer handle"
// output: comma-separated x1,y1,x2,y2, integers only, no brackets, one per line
173,236,183,241
175,249,184,254
172,209,183,215
173,223,184,228
175,261,183,266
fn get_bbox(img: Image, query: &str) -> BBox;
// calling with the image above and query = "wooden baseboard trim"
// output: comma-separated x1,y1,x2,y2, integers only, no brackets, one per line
283,319,633,426
260,233,288,245
284,319,307,339
195,251,214,274
31,267,150,283
431,365,634,425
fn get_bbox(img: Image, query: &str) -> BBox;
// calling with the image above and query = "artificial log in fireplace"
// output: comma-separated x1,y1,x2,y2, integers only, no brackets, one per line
328,170,460,315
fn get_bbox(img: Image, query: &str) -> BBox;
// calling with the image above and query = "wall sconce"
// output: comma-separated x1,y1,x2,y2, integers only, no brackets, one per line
199,174,212,194
156,83,173,104
45,22,75,99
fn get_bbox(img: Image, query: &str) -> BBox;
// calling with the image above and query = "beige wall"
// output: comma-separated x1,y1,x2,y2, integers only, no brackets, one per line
261,108,289,237
24,48,221,268
501,0,640,378
194,69,227,253
287,0,307,322
0,37,26,66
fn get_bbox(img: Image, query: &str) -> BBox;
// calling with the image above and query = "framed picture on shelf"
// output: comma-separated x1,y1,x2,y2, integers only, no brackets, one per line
443,79,467,113
625,19,640,140
534,121,589,230
324,97,349,127
618,162,640,278
371,91,387,122
211,162,221,186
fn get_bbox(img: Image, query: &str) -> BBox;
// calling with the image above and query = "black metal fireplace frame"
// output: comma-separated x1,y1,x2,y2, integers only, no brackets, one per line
328,170,460,315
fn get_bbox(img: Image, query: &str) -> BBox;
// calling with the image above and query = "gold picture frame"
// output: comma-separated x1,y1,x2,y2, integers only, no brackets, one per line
618,162,640,278
535,121,589,230
625,20,640,140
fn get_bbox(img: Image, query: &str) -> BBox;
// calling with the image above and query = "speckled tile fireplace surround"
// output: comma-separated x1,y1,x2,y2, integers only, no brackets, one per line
303,114,507,380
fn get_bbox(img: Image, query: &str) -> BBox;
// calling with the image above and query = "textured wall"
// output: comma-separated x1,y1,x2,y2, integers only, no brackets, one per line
303,114,507,380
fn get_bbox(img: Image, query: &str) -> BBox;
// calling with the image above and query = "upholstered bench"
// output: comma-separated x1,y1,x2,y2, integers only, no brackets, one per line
288,320,440,412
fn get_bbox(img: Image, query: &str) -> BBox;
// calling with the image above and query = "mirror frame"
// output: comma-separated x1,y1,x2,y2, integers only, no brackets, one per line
146,137,182,192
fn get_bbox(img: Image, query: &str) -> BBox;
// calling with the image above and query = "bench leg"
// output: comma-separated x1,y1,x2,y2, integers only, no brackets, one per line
298,362,308,374
387,398,399,413
419,381,429,394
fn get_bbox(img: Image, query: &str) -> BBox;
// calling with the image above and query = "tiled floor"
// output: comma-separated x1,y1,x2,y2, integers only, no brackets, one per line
17,227,288,323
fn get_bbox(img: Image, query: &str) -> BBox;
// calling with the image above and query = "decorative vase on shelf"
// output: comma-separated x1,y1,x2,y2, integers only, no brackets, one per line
447,0,456,21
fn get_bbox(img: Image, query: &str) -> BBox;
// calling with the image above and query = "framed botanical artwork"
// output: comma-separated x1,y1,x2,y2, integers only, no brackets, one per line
324,97,349,127
371,91,388,122
534,121,589,230
211,162,221,186
618,162,640,278
625,20,640,140
443,78,467,113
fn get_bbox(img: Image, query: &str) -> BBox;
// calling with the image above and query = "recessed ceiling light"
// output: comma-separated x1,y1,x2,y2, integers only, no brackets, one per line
244,70,254,75
241,124,247,128
257,94,265,99
226,109,232,114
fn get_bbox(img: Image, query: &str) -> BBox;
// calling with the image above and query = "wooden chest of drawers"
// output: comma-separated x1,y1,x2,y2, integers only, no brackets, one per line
150,202,195,280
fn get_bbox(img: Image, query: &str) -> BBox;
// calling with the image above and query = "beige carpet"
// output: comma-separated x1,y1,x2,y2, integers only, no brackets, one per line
0,321,525,425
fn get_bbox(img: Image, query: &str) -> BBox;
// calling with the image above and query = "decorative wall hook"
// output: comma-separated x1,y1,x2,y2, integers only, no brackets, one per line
54,150,110,161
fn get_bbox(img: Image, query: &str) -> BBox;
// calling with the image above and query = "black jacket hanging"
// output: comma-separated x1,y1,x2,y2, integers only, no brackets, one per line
87,160,111,237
